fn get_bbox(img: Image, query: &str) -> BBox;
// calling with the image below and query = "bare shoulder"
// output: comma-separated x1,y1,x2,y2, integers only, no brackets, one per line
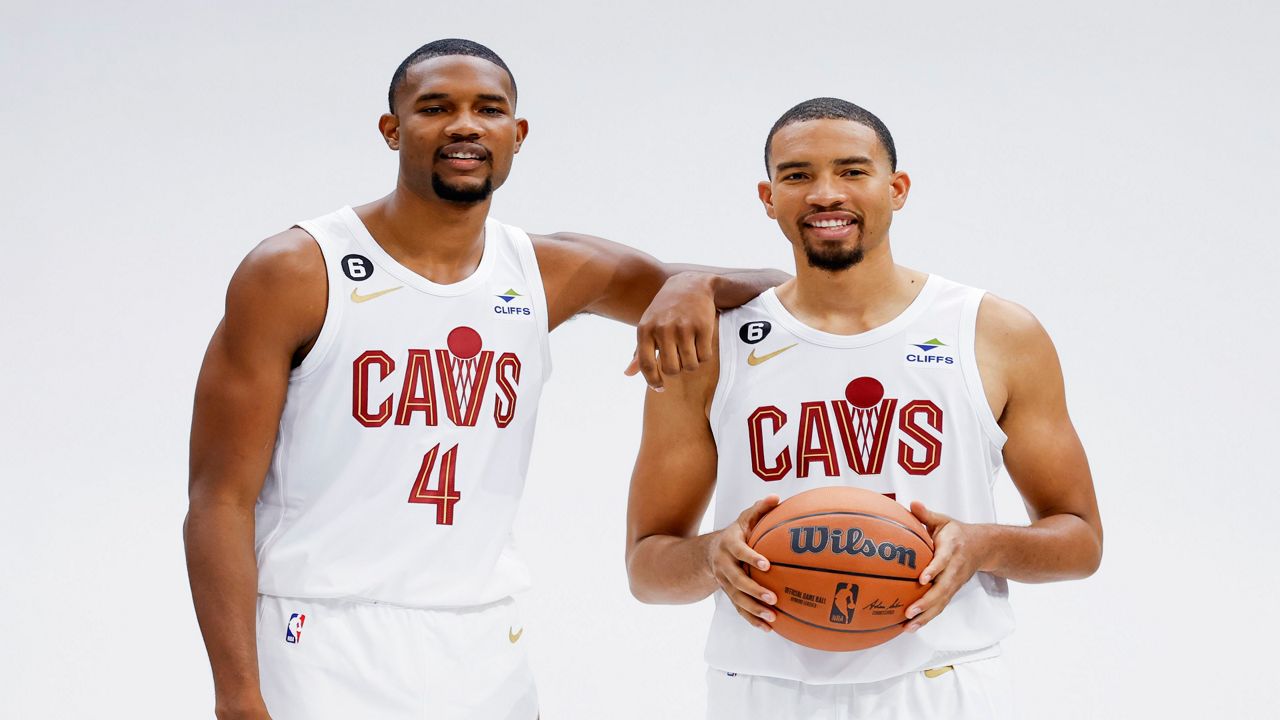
975,294,1064,417
232,227,325,294
976,293,1059,364
224,226,327,354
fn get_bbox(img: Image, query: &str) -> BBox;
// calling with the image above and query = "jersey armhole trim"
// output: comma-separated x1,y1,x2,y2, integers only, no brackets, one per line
505,222,553,381
289,222,344,381
959,290,1008,451
708,311,737,439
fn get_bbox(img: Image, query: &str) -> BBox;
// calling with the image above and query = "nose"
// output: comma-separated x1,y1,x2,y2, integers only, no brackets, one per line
444,111,484,140
805,175,847,208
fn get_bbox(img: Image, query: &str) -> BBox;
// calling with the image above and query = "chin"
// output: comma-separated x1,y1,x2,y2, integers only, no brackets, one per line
431,174,494,204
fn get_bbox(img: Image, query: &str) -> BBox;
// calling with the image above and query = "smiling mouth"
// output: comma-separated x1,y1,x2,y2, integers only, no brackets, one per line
804,218,855,229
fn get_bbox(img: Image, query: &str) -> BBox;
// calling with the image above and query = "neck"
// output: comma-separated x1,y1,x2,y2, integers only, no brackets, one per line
774,237,928,335
353,180,491,283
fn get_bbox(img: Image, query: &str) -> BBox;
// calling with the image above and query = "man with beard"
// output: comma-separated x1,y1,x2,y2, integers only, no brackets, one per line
185,39,785,720
625,98,1103,719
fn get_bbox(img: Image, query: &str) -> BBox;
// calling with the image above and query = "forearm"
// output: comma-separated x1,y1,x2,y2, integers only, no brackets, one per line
184,502,264,701
975,514,1103,583
627,533,718,604
666,266,791,310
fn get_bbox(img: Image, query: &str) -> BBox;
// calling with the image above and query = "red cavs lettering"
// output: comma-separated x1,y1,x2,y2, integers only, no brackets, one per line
353,350,394,427
493,353,521,428
796,401,839,478
897,400,943,475
746,377,944,481
748,406,792,481
351,339,522,429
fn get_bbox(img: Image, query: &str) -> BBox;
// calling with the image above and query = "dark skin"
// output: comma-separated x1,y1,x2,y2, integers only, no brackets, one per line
626,119,1103,639
185,55,787,720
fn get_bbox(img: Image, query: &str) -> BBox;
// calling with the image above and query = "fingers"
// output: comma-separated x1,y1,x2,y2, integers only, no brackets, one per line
695,321,714,364
904,575,959,631
657,326,682,376
905,540,964,631
623,351,639,377
712,549,777,629
633,325,663,390
910,501,949,533
676,322,701,373
739,495,781,540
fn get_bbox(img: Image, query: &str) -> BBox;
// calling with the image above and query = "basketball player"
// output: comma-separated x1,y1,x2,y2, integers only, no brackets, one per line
626,98,1103,718
184,40,785,720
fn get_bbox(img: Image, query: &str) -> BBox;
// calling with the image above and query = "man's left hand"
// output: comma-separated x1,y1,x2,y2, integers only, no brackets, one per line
625,272,716,390
905,501,993,632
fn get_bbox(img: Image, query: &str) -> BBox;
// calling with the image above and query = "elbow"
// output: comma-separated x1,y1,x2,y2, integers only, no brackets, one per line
1083,532,1103,578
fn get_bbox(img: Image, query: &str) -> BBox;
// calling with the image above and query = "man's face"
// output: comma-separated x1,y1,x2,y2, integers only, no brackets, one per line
758,119,908,272
382,55,527,204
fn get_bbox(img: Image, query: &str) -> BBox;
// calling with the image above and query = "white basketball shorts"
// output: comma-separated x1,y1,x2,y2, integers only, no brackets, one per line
706,655,1014,720
256,594,538,719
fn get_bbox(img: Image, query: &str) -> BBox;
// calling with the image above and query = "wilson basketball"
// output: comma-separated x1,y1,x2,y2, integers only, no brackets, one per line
746,487,934,652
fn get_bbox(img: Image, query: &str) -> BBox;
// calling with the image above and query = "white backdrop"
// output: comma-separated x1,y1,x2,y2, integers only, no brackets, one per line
2,1,1277,718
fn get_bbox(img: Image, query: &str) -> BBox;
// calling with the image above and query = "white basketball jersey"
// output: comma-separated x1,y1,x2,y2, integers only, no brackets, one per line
254,207,550,607
705,276,1016,684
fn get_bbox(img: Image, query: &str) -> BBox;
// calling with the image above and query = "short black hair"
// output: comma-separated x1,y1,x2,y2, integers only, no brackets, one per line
387,38,517,113
764,98,897,175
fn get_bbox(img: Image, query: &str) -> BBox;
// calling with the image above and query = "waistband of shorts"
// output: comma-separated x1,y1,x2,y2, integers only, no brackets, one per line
257,592,516,614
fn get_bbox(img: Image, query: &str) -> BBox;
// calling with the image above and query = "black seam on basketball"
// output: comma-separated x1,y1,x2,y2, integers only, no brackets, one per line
769,604,908,635
760,562,920,583
754,510,933,551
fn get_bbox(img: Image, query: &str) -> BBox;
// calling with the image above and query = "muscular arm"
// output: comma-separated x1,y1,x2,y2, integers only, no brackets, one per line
624,354,721,604
184,229,325,717
906,296,1103,630
972,296,1103,582
533,232,789,386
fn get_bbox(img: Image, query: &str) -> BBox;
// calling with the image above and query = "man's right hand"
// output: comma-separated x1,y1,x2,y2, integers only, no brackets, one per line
705,496,782,631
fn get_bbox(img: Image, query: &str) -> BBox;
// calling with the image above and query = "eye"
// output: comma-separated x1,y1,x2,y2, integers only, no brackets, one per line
843,169,867,177
419,106,445,114
480,107,506,116
782,172,808,182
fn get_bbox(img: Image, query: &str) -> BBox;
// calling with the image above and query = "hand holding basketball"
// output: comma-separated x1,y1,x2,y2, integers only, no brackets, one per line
904,502,993,632
625,272,717,390
706,495,782,632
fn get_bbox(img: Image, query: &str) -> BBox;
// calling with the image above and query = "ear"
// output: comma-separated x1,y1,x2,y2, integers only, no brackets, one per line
513,117,529,154
378,113,400,151
889,170,911,210
757,180,777,220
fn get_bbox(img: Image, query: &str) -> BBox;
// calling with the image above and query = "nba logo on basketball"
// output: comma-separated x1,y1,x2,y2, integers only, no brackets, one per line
285,613,305,644
829,583,858,625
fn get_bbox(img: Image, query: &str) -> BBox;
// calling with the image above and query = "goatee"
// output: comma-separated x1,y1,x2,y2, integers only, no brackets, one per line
432,174,493,204
804,242,864,272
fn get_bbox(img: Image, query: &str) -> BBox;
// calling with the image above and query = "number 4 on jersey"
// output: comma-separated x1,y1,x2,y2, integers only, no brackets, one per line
408,444,461,524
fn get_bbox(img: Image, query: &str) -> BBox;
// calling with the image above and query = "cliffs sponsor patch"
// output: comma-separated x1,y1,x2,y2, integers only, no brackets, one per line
906,337,954,365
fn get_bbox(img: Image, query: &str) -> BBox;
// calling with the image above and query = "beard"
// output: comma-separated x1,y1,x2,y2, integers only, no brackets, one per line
803,238,865,272
432,173,493,204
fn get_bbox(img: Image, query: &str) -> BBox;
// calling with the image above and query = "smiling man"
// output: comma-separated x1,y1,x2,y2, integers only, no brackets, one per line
625,98,1103,719
184,39,784,720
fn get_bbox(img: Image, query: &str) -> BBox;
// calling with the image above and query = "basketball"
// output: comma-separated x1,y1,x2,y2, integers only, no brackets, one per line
746,487,934,652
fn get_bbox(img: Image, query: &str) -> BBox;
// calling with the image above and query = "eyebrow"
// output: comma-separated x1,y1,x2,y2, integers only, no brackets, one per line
412,92,511,105
774,156,875,174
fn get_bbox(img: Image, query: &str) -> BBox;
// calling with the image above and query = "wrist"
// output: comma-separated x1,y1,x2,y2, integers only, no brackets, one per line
670,270,719,298
970,523,1004,574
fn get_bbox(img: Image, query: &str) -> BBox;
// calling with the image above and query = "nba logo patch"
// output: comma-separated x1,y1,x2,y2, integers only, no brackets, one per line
285,613,305,644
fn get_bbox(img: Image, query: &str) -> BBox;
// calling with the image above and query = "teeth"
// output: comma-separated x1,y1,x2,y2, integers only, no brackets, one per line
809,218,852,228
446,152,481,159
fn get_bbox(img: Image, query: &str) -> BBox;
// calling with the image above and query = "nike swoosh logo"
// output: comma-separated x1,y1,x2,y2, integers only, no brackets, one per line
508,627,524,644
350,286,403,303
746,343,798,366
